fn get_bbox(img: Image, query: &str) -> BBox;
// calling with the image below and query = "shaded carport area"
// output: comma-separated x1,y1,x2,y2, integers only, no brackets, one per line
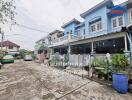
54,46,68,55
93,37,126,54
71,43,91,54
70,32,128,54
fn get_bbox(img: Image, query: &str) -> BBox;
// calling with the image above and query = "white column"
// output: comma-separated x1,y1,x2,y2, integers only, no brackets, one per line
68,45,71,54
124,35,128,51
50,48,54,55
91,42,94,53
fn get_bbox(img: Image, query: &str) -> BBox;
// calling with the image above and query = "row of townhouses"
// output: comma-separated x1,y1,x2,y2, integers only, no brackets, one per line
35,0,132,60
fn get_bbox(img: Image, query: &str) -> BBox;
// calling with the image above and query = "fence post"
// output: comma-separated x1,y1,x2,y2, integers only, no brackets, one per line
89,52,95,78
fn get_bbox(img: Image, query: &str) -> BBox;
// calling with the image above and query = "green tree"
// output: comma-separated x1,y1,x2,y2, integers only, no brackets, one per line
0,0,15,25
19,49,33,58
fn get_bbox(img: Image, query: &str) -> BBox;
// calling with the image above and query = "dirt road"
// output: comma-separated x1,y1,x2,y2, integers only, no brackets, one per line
0,60,131,100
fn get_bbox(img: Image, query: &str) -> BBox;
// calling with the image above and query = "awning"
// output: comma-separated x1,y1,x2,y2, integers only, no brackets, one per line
89,16,101,24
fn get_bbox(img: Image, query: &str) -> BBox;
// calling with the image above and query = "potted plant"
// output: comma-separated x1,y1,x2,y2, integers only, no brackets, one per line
112,54,129,94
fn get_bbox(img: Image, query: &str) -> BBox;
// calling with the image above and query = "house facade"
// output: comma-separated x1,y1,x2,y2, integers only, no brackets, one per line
36,0,132,60
0,40,20,53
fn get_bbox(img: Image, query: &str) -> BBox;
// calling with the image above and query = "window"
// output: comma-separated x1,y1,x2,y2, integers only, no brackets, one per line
112,16,123,28
118,17,123,26
90,21,102,32
112,19,117,28
9,46,13,49
76,30,80,36
128,9,132,23
97,22,102,30
91,25,96,32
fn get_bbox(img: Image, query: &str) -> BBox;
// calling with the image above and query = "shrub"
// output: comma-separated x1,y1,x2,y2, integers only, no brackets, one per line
112,54,129,73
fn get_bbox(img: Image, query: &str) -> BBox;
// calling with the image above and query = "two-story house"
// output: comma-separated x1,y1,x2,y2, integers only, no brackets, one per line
63,0,131,55
42,0,132,56
0,40,20,52
48,30,68,54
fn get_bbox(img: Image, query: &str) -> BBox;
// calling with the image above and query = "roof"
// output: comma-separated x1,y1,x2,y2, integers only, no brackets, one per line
0,40,20,47
49,30,63,35
61,18,81,28
80,0,113,18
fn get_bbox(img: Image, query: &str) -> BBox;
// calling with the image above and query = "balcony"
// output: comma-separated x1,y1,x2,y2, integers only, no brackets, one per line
48,34,81,47
85,30,108,39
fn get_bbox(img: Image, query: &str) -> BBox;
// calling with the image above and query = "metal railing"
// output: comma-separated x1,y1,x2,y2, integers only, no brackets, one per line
49,34,79,45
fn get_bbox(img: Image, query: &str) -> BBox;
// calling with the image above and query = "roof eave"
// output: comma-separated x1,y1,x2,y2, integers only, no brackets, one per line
80,0,113,18
49,30,63,35
61,19,80,28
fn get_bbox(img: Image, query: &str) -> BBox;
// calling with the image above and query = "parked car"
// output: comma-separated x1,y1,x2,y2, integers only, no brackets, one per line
1,55,14,64
24,55,33,61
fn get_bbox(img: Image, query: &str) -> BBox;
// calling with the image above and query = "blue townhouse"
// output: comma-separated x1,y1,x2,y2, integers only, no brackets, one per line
48,0,132,56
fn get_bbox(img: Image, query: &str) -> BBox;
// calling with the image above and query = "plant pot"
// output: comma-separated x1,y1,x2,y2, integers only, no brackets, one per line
112,73,128,94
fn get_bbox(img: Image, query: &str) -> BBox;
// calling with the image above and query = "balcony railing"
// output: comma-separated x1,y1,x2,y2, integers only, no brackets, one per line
49,34,81,46
48,30,111,47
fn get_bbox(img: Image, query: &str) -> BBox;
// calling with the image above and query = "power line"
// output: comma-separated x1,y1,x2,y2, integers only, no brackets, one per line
16,23,50,33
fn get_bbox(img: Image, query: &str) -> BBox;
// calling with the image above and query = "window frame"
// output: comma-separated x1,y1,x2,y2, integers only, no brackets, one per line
111,16,124,29
90,21,102,33
76,29,81,36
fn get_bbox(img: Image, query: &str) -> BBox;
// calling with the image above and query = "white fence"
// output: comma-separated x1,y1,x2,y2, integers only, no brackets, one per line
50,53,109,68
69,54,90,67
50,54,95,68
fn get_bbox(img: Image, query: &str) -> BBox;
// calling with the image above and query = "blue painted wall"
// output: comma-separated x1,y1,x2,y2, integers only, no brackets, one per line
63,22,76,35
62,1,130,39
107,3,129,33
75,23,85,37
84,6,108,37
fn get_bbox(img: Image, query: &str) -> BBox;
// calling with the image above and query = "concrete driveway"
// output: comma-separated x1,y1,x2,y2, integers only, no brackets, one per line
0,60,131,100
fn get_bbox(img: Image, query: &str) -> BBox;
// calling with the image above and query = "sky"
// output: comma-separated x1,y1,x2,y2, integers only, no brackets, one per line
3,0,127,50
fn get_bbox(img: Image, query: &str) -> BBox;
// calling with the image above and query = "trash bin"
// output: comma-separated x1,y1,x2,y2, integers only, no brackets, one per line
113,73,128,94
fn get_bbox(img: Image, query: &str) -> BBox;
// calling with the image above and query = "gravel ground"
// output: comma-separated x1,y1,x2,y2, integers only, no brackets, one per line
0,60,132,100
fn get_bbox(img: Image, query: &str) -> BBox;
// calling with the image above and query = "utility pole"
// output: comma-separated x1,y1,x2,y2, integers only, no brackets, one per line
0,28,4,51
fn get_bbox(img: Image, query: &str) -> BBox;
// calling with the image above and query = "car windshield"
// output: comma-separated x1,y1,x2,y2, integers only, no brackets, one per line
3,55,14,59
